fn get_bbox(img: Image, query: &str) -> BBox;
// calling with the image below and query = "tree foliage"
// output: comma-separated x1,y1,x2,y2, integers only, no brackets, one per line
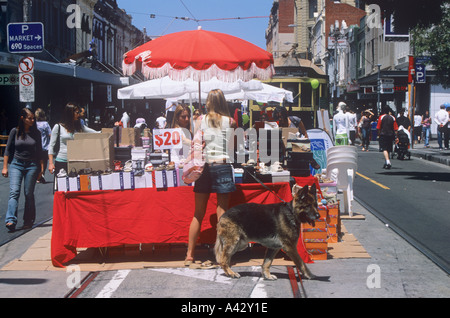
411,2,450,88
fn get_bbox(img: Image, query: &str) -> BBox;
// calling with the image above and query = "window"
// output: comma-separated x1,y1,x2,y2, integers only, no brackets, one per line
309,0,318,19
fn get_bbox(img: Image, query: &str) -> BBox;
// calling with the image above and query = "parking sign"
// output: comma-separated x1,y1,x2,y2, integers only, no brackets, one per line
415,64,426,84
7,22,44,53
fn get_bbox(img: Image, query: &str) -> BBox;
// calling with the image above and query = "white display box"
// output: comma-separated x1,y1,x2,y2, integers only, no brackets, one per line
271,170,290,183
134,173,147,189
68,176,80,191
57,177,69,192
90,175,102,191
166,169,178,188
122,171,134,190
144,171,153,188
154,170,167,188
101,173,114,190
110,172,122,190
131,147,148,169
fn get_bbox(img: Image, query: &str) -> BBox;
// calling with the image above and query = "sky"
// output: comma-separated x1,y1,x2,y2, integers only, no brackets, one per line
115,0,275,49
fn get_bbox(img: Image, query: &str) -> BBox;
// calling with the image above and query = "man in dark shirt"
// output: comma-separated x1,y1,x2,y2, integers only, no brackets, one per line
377,106,398,169
396,108,411,131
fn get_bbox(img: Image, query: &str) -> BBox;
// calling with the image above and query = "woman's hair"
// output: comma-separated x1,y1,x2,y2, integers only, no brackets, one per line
205,89,230,128
35,108,46,121
16,107,39,140
61,102,81,133
273,106,289,127
171,104,191,131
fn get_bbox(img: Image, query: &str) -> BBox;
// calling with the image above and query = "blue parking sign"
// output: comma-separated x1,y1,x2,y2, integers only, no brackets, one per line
7,22,44,53
415,63,426,84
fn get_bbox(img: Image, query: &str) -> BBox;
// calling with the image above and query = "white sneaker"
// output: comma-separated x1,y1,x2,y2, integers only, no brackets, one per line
57,169,67,178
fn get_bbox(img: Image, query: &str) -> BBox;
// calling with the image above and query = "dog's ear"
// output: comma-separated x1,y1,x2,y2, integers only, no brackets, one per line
292,184,301,197
309,183,317,195
295,185,309,200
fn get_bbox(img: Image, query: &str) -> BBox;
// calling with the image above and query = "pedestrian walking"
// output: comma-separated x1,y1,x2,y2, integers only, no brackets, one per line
359,110,374,151
155,113,167,129
445,105,450,150
346,106,357,145
35,108,51,183
421,110,431,148
413,112,423,144
434,104,449,150
48,103,98,183
396,108,411,131
333,102,349,145
377,106,398,169
185,89,236,265
2,108,44,231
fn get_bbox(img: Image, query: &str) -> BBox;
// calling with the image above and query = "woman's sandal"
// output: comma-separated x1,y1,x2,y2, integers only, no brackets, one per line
6,222,15,232
188,260,218,270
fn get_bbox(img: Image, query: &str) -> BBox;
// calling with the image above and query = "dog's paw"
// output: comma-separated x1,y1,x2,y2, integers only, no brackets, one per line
263,273,278,280
226,271,241,279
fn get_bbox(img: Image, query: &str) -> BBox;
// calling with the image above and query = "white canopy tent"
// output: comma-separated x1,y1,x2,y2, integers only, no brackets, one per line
117,76,262,100
117,76,293,103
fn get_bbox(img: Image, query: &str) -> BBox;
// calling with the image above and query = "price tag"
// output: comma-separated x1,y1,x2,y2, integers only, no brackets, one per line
153,128,183,150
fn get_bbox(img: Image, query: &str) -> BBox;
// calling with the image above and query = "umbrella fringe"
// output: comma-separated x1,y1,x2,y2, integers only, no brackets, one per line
123,61,274,83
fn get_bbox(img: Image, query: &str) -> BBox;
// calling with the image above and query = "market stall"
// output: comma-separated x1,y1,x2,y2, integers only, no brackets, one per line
50,182,305,267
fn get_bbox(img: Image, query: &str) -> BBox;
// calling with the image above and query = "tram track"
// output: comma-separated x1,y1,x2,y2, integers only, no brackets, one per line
354,196,450,275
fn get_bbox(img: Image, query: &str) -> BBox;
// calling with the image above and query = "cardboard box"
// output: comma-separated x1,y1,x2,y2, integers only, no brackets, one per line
67,133,114,173
79,174,91,191
102,127,141,147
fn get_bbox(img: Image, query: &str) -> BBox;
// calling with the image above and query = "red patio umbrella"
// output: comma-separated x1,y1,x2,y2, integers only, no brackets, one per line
122,27,274,83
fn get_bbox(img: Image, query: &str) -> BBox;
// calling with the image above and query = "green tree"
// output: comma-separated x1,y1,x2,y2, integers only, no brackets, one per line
412,2,450,87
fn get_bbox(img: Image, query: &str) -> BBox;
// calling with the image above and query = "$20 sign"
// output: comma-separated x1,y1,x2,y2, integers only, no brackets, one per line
153,129,183,150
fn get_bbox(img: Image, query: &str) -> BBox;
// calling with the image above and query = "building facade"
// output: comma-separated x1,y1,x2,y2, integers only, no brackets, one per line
0,0,149,132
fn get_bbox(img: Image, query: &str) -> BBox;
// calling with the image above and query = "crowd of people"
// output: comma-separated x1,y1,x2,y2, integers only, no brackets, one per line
332,102,450,169
2,94,450,239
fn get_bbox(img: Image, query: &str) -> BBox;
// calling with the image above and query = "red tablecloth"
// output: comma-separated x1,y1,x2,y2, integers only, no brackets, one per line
51,182,313,267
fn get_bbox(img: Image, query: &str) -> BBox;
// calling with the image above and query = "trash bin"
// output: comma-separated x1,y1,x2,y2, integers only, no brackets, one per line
371,122,378,141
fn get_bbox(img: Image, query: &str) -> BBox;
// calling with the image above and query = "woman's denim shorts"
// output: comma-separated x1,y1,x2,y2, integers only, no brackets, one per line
193,163,236,194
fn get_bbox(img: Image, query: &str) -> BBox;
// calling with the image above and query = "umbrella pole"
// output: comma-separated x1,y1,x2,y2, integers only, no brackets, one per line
198,80,202,112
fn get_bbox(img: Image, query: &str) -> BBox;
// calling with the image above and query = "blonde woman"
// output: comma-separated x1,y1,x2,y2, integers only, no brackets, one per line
185,89,236,265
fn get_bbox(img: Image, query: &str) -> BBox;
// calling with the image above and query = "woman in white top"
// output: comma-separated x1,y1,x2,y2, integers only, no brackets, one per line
48,103,98,178
185,89,236,265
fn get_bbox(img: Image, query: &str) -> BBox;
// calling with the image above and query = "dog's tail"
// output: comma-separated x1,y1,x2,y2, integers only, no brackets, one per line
214,235,223,264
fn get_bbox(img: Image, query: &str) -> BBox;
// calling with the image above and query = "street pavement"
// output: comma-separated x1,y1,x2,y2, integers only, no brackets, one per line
0,138,449,298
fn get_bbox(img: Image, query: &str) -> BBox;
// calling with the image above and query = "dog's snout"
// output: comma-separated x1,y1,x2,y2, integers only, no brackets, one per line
314,212,321,220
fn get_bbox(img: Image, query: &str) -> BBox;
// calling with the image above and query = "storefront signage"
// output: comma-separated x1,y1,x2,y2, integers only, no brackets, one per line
0,74,19,85
153,128,183,150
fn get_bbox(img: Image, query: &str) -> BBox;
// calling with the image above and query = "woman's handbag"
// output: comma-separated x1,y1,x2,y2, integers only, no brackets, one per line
182,128,205,184
53,124,60,156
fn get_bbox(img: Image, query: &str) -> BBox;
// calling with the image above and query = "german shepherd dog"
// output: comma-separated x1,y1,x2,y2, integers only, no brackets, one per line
215,184,320,280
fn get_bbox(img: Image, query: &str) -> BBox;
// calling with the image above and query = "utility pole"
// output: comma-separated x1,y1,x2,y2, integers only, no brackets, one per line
23,0,30,22
377,64,381,115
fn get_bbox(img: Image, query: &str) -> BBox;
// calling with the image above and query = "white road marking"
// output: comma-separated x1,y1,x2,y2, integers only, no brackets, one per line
95,270,131,298
150,267,232,284
250,266,268,298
